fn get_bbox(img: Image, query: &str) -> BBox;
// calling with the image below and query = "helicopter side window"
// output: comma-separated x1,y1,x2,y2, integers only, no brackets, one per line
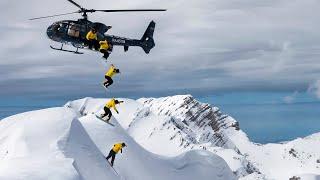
68,23,80,38
75,25,88,40
79,25,87,34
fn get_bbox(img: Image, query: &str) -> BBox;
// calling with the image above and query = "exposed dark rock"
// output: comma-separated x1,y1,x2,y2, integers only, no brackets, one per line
138,95,261,177
289,176,301,180
289,148,298,158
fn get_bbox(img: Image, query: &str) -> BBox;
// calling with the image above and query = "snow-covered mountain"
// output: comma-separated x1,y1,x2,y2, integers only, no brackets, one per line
1,95,320,180
0,97,236,180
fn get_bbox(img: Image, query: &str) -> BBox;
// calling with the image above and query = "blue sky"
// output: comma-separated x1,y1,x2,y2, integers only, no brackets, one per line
1,0,320,105
197,92,320,143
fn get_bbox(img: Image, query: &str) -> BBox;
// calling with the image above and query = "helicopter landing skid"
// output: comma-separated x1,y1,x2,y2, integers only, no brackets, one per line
50,44,83,54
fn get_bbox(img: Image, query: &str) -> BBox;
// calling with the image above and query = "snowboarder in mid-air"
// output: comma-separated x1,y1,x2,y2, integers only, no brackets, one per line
106,142,126,166
99,40,113,60
103,64,120,89
100,98,123,122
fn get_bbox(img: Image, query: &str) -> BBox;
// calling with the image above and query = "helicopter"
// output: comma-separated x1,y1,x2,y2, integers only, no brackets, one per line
29,0,166,57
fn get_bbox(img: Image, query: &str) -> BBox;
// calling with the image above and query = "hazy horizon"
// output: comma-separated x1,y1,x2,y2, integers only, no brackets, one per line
1,91,319,144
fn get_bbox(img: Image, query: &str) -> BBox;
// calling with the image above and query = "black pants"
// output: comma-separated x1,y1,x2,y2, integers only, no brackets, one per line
103,75,113,88
101,106,112,120
100,49,110,60
106,150,116,166
87,39,99,50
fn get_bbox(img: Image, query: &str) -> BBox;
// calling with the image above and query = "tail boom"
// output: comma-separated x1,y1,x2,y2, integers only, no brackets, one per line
103,21,156,54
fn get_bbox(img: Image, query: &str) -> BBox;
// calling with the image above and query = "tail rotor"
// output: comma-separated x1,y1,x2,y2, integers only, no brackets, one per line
140,21,156,54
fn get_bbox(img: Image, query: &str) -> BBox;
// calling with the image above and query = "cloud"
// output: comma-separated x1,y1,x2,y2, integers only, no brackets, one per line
283,91,298,104
0,0,320,99
308,80,320,99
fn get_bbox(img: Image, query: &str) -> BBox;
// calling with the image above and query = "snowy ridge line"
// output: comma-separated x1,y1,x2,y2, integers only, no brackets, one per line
131,95,267,178
71,160,85,180
1,95,320,180
137,95,241,147
66,97,91,116
78,113,236,180
0,98,237,180
137,95,246,155
54,116,86,180
78,97,90,116
52,96,320,179
0,107,120,180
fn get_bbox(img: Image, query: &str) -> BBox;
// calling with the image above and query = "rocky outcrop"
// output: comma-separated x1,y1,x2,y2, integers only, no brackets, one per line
137,95,241,149
136,95,260,177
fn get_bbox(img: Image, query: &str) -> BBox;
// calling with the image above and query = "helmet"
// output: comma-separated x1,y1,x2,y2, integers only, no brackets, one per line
122,143,126,147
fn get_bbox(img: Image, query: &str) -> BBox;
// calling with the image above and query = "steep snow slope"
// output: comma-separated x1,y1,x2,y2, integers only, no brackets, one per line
0,107,119,180
67,95,320,180
67,98,236,179
0,98,236,180
80,114,236,180
2,95,319,180
67,96,258,178
129,95,257,177
135,95,250,152
131,95,320,180
233,132,320,180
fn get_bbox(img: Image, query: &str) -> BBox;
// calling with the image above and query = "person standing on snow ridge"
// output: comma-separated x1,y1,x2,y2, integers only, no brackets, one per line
106,142,126,166
86,28,98,50
103,64,120,89
100,98,123,122
99,40,113,60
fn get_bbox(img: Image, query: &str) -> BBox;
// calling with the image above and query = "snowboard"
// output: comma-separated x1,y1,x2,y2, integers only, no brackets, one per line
101,82,108,90
95,114,115,126
107,161,118,173
105,158,121,176
104,156,126,179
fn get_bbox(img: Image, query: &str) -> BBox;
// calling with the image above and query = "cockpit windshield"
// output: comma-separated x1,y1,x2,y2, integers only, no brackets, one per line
50,22,68,34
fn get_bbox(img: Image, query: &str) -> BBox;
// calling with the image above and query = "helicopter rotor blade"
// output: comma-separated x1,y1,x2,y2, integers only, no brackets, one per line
89,9,167,13
67,0,83,9
29,12,79,20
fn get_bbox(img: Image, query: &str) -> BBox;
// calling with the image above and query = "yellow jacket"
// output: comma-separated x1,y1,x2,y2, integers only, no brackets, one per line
105,98,118,112
99,40,109,51
105,65,118,78
86,30,97,40
112,143,124,153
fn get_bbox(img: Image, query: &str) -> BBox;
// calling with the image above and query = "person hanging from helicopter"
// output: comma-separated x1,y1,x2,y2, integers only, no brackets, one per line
103,64,120,89
86,28,99,50
99,40,113,60
29,0,166,56
100,98,124,122
106,142,126,167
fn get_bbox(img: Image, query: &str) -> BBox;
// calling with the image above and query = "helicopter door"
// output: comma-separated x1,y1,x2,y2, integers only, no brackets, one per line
67,23,80,38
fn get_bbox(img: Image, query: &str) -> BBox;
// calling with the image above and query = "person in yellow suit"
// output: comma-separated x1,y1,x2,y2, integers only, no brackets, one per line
106,142,126,166
100,98,124,121
99,40,113,60
103,64,120,89
86,28,98,50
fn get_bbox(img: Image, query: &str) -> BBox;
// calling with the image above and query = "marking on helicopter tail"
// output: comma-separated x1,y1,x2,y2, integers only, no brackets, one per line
112,39,126,44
